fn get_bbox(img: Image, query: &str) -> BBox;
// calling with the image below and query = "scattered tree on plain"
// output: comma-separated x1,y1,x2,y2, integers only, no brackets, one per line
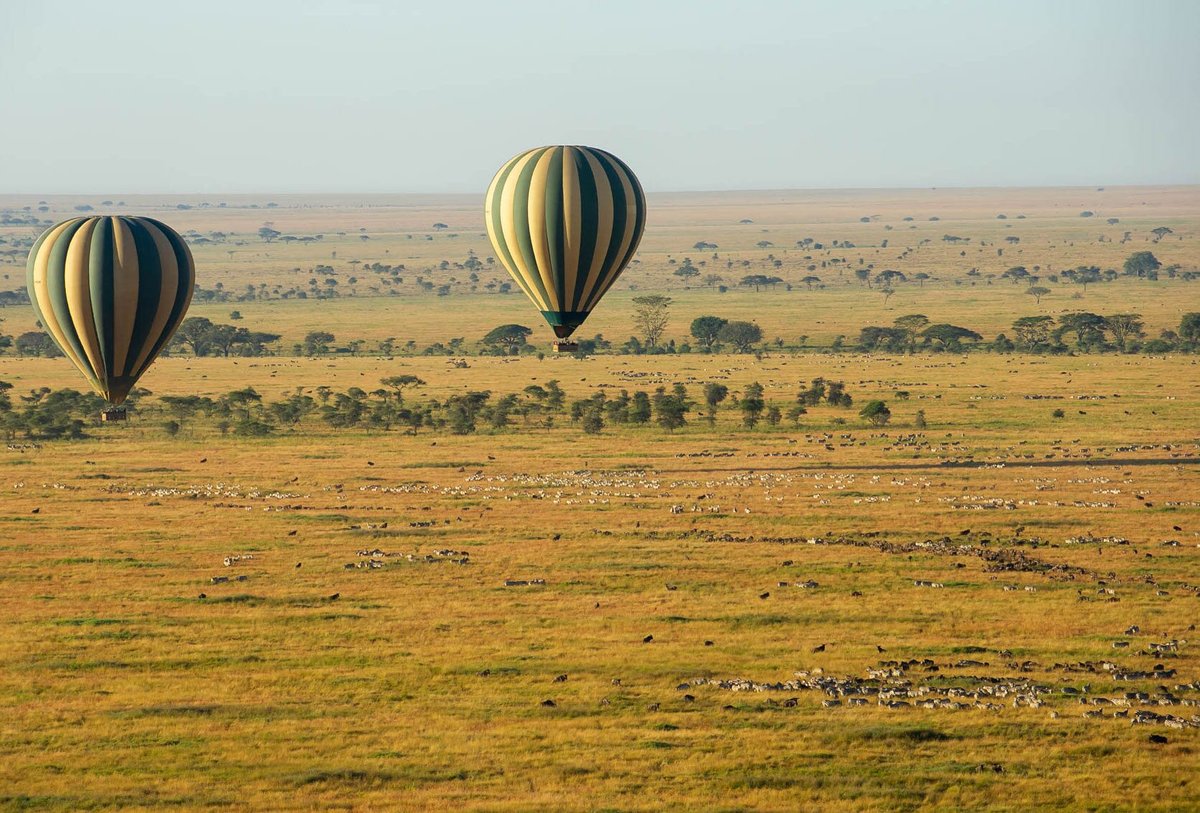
1124,251,1161,277
482,324,533,352
631,295,672,348
690,316,728,350
717,321,762,353
859,400,891,426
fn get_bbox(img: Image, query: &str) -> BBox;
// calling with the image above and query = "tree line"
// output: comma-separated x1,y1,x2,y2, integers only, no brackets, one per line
0,376,902,441
858,312,1200,354
4,309,1198,363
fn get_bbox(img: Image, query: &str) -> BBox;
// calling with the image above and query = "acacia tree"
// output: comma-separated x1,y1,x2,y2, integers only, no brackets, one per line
630,391,651,423
1056,312,1108,350
1011,316,1055,350
690,316,728,350
740,274,782,291
482,324,532,352
581,407,604,434
223,387,263,421
444,391,491,434
702,383,728,424
1124,251,1161,277
1027,286,1050,304
1104,314,1145,348
631,296,672,348
0,380,12,413
921,324,983,350
1180,312,1200,344
673,258,700,283
892,314,929,352
652,387,687,431
859,400,891,426
303,331,335,355
174,317,217,356
740,382,765,428
207,323,243,357
859,326,906,352
381,375,425,404
718,321,763,353
1068,265,1102,291
1002,266,1030,284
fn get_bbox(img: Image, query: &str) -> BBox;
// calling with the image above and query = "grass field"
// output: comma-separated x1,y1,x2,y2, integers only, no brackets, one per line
2,186,1197,350
1,188,1198,811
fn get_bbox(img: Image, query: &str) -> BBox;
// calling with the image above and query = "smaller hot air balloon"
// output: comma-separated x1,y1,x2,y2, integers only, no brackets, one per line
26,216,195,419
485,146,646,350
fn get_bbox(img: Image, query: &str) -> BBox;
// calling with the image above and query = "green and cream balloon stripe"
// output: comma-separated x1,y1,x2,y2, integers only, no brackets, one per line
485,145,646,338
26,216,195,405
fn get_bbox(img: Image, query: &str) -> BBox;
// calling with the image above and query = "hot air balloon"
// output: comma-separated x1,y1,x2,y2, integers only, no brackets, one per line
26,216,195,419
484,146,646,350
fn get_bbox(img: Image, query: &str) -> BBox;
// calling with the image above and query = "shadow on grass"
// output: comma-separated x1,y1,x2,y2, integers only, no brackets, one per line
854,724,956,742
292,767,476,787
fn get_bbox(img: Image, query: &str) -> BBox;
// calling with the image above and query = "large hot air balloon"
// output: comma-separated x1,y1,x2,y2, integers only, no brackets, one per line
26,216,195,416
484,146,646,348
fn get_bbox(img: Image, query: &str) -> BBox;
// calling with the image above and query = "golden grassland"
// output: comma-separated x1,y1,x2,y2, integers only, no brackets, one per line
1,351,1198,811
0,188,1199,811
1,185,1198,350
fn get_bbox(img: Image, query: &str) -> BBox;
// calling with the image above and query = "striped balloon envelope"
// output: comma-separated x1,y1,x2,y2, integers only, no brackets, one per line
26,216,195,406
484,146,646,340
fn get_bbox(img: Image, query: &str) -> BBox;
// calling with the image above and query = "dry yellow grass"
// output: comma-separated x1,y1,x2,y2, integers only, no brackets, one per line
2,185,1196,349
0,188,1198,811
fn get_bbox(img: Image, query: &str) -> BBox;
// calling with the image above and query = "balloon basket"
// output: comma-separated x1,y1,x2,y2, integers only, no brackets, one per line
101,407,128,423
552,341,579,353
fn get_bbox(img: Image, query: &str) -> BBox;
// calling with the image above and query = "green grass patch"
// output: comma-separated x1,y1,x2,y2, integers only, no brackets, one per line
854,725,956,743
733,775,801,790
208,594,264,604
727,614,792,627
50,556,169,568
53,617,126,627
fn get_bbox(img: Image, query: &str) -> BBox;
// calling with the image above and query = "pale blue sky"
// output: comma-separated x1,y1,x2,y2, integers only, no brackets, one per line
1,0,1196,194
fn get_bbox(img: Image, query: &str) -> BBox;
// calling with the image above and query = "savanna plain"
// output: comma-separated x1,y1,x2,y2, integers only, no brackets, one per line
1,186,1198,811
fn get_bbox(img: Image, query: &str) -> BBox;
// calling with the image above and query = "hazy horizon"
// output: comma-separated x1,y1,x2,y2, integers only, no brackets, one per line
4,183,1200,201
2,0,1197,195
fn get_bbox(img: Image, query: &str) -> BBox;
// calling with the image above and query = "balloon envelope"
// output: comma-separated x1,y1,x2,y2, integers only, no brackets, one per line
26,216,195,405
484,146,646,339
